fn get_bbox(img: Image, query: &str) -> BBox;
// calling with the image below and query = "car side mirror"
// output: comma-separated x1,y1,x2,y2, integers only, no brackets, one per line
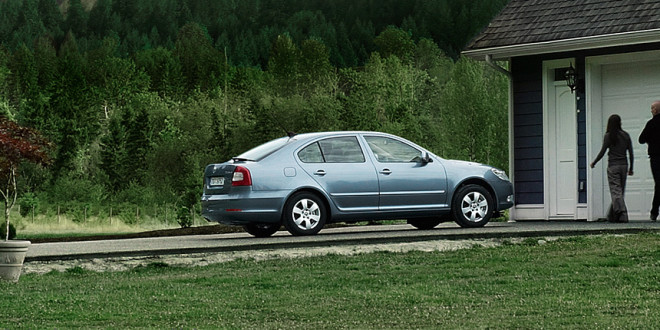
421,152,433,165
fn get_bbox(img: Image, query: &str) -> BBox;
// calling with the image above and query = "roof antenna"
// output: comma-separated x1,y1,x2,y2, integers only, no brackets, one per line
266,110,296,138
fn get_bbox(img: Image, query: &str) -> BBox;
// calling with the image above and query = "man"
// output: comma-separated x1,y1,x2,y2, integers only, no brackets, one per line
639,100,660,221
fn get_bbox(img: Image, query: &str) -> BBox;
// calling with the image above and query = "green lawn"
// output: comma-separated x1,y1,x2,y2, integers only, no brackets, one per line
2,233,660,328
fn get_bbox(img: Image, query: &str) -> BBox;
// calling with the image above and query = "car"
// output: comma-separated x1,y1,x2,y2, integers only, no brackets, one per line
201,131,514,237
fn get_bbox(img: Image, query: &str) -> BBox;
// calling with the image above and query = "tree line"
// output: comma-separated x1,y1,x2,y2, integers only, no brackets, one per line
0,0,508,225
1,0,507,65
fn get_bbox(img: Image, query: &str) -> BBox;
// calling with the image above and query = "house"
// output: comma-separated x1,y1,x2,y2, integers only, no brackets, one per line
463,0,660,221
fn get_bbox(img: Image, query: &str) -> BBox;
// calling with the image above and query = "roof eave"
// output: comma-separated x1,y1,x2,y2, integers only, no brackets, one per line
463,28,660,60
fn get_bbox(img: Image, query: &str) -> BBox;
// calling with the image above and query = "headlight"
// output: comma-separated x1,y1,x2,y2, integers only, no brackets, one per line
491,168,509,181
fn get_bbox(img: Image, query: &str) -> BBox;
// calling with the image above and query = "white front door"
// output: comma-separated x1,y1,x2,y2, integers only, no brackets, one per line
548,81,577,217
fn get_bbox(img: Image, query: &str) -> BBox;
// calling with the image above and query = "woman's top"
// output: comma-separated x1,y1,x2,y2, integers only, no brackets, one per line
592,130,634,171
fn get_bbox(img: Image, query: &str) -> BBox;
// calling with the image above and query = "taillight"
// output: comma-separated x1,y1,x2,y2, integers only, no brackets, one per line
232,166,252,186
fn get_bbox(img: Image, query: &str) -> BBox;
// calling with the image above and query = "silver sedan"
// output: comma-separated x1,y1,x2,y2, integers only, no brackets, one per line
202,131,513,237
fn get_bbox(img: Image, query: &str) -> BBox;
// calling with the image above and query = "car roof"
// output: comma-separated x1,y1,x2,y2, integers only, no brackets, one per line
291,131,392,141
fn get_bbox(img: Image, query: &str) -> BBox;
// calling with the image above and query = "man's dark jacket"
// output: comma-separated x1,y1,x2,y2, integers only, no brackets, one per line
640,115,660,156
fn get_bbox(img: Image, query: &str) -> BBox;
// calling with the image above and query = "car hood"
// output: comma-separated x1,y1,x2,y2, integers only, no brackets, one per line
444,159,489,169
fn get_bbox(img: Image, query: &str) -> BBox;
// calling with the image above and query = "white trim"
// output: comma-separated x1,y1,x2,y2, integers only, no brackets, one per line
506,60,516,221
463,28,660,60
577,204,588,220
585,58,603,221
512,204,545,220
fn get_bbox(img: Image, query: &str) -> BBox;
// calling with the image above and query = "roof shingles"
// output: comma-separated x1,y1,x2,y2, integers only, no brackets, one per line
466,0,660,50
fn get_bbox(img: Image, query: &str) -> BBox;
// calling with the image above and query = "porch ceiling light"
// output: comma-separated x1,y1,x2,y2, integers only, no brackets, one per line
565,63,577,93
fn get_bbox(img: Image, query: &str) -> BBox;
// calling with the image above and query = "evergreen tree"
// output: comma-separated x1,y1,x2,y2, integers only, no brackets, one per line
267,34,301,96
88,0,114,37
134,47,184,97
100,117,126,191
374,26,415,63
64,0,89,38
174,22,227,93
122,105,151,186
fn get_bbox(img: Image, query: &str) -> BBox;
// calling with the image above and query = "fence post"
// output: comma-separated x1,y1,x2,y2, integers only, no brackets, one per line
57,205,61,224
110,207,113,226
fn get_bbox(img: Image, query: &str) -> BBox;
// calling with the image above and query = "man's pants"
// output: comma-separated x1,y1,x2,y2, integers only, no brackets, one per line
607,165,629,222
651,157,660,216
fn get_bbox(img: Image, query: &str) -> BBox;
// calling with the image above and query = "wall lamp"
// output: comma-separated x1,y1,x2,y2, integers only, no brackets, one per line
565,63,578,93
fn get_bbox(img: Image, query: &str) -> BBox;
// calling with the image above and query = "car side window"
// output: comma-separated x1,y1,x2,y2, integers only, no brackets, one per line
319,137,365,163
299,137,365,163
298,142,324,163
365,136,422,163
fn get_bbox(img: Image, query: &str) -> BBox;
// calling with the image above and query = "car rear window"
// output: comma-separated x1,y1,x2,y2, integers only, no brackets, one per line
236,136,293,161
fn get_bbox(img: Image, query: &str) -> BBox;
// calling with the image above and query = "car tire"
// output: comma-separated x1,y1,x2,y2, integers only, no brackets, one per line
243,223,280,238
283,192,327,236
452,184,493,228
407,217,442,230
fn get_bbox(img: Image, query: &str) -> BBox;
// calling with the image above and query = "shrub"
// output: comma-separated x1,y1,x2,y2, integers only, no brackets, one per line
176,206,193,228
0,222,16,240
116,203,140,225
19,192,39,218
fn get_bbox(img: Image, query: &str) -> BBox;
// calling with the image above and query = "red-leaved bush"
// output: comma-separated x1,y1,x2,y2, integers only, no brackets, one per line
0,117,52,240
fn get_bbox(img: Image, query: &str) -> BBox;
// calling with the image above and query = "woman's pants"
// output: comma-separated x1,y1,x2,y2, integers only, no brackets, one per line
607,164,629,222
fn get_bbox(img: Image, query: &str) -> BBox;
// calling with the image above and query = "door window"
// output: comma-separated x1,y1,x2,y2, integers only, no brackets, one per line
365,136,422,163
298,137,365,163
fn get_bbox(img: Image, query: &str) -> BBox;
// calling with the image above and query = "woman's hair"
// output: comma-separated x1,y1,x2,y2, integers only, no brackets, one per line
606,114,622,146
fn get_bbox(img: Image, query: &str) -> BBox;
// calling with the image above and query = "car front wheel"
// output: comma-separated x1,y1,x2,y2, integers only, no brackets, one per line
452,184,493,228
283,192,327,236
243,223,280,238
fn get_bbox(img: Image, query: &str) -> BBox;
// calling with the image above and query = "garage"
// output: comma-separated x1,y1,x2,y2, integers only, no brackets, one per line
463,0,660,221
588,51,660,220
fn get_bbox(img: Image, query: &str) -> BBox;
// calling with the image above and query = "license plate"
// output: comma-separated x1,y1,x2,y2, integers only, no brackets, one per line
210,177,225,186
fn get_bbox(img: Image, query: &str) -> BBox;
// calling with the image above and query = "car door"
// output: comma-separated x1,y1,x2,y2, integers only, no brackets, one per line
363,135,448,210
297,136,379,212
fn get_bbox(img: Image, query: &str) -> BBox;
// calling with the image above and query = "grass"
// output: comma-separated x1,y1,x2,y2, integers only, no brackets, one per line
11,214,194,239
2,233,660,328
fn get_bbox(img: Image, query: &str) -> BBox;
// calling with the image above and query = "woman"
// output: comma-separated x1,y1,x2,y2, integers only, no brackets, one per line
590,114,634,222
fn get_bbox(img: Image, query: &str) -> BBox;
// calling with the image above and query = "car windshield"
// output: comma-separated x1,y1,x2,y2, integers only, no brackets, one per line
235,136,294,161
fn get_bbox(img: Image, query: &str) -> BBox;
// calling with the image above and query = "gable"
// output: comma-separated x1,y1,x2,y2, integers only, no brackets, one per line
464,0,660,59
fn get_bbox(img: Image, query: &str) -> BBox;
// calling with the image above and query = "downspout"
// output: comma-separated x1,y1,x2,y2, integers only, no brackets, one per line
485,54,515,222
485,54,512,79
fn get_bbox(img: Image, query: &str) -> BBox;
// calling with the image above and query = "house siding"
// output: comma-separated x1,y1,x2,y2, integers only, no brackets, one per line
512,57,544,205
512,56,587,206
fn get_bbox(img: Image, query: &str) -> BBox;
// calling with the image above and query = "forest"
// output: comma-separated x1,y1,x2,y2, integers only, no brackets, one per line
0,0,509,227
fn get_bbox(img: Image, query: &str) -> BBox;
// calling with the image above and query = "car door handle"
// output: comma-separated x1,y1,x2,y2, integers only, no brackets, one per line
380,169,392,175
314,170,327,176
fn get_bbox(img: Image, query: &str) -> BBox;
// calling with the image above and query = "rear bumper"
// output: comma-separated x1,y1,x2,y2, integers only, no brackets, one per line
201,191,286,225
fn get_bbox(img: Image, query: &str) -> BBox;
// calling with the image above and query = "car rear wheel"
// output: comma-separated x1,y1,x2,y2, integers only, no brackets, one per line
407,217,442,230
243,223,280,238
283,192,327,236
452,184,493,228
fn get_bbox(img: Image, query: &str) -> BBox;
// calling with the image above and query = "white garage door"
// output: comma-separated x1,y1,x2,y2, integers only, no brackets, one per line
599,60,659,220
